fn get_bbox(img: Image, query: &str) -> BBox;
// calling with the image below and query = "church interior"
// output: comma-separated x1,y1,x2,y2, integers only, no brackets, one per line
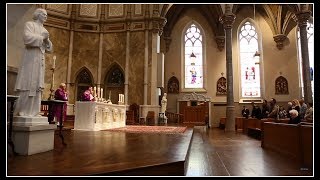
7,4,314,176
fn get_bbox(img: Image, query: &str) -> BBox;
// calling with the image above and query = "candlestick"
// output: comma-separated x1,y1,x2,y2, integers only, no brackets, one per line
97,87,100,99
101,88,103,99
52,55,56,69
94,86,96,97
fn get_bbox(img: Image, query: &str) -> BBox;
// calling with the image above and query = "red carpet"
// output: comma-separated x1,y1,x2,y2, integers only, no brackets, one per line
104,125,188,134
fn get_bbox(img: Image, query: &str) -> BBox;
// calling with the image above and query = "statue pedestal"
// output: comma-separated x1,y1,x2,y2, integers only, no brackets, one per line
12,116,56,155
158,112,167,125
13,116,50,126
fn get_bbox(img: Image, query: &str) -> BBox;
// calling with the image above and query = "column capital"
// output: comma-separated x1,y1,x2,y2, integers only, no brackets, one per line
151,17,167,36
215,36,225,51
273,34,287,50
294,10,312,27
219,13,236,29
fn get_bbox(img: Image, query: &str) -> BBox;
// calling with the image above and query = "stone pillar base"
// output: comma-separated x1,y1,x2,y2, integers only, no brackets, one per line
225,106,235,131
12,124,56,155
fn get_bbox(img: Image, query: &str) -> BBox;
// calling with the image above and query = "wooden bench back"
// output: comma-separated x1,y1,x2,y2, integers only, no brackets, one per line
262,122,313,168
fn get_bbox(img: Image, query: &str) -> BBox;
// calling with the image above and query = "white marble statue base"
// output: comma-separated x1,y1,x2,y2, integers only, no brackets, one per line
13,116,49,126
12,124,56,155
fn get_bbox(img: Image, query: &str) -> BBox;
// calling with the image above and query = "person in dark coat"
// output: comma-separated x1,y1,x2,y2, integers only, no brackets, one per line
242,106,250,119
288,109,301,124
251,102,262,119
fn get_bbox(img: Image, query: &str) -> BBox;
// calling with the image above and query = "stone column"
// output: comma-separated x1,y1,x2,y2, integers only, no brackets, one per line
97,5,106,97
97,32,103,92
143,27,149,106
125,22,130,106
144,8,150,106
150,17,166,106
124,6,132,106
220,5,236,131
150,28,159,106
295,9,313,103
66,5,76,91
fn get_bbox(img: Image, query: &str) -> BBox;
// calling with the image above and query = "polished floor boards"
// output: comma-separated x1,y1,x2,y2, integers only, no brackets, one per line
7,124,313,176
8,125,193,176
186,126,313,176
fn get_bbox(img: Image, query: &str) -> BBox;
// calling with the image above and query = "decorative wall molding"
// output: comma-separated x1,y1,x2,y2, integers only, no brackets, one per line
178,92,211,102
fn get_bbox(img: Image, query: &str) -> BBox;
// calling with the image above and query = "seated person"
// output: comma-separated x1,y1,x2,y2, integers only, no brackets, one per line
81,86,95,101
242,106,250,119
251,103,262,119
288,109,301,124
304,102,313,122
278,106,287,119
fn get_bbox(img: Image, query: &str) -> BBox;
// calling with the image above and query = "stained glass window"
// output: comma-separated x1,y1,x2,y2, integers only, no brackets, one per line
184,24,203,89
297,21,314,98
239,21,261,98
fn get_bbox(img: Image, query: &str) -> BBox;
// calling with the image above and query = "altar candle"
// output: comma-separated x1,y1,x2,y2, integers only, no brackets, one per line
108,90,111,99
52,55,56,69
101,88,103,99
97,87,100,98
94,86,96,96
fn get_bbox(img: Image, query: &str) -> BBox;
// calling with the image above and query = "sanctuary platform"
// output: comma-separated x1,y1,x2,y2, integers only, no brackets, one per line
7,127,193,176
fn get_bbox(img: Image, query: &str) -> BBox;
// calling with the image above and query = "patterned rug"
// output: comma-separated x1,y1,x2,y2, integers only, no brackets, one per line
103,125,188,134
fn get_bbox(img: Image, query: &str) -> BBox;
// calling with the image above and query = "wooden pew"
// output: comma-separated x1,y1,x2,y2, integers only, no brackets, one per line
262,122,313,169
235,117,245,132
219,117,226,129
300,124,313,169
243,118,274,139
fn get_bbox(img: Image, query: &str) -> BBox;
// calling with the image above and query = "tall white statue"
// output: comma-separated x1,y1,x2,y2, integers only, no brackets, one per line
14,8,53,117
161,93,167,114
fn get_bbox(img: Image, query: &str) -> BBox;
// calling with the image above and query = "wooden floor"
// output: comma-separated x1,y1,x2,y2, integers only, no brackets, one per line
7,122,313,176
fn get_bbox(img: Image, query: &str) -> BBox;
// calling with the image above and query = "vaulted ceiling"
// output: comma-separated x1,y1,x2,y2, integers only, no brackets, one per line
162,4,313,39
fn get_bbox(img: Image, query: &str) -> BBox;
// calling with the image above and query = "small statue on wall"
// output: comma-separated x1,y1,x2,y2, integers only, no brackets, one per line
275,76,289,94
216,76,227,95
167,76,179,94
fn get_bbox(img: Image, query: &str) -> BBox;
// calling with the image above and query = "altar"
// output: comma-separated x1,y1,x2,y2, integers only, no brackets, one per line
74,101,126,131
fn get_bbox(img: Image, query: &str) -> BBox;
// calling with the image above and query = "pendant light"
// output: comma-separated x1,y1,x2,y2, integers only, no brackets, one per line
253,4,260,58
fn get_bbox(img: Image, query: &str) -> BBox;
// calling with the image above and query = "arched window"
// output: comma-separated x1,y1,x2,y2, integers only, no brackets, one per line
75,67,94,101
238,21,261,98
297,21,314,99
104,64,124,103
183,23,204,90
